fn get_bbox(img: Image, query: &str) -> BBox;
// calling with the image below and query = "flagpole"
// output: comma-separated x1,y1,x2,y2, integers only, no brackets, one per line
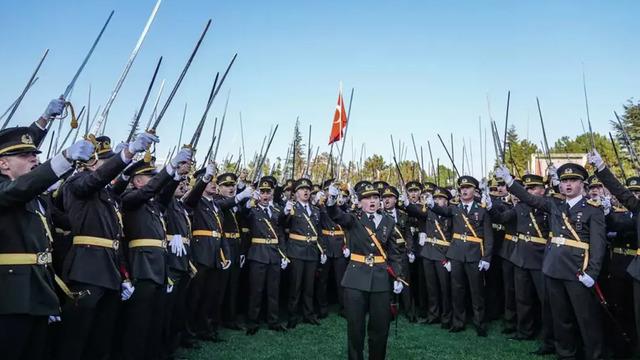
337,86,354,180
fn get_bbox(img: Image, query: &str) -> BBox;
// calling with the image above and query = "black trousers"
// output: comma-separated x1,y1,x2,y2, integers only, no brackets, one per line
422,258,452,325
410,252,428,317
288,258,317,321
399,256,414,317
484,256,503,321
54,283,120,360
316,255,348,315
0,314,48,360
634,280,640,351
450,260,485,330
502,258,516,331
247,260,281,325
545,276,604,360
209,266,230,330
513,266,554,349
187,265,215,334
163,273,190,356
601,270,636,357
343,288,391,360
120,280,165,360
222,259,241,326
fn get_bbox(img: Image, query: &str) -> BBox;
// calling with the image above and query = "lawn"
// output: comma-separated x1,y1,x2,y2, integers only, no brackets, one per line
179,314,545,359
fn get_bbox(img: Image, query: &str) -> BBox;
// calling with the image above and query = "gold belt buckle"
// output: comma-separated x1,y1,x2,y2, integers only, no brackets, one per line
306,235,313,243
365,254,374,266
556,238,566,247
36,252,52,265
113,240,120,251
460,234,467,242
266,238,273,244
161,239,168,248
329,230,335,236
523,234,531,242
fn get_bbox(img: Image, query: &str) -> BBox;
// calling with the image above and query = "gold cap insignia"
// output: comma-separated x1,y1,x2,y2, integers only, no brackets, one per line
631,180,638,186
21,134,33,144
565,168,573,174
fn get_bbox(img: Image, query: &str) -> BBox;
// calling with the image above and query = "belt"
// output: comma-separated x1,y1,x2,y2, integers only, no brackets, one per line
452,233,483,244
251,237,278,245
426,237,450,247
517,233,547,245
504,234,516,242
225,232,241,239
129,239,167,248
0,252,52,265
55,228,71,236
166,234,190,245
241,227,250,233
396,238,406,245
550,237,589,250
193,230,222,238
492,224,505,231
73,236,120,250
612,247,636,256
322,229,344,236
289,233,318,242
351,253,386,266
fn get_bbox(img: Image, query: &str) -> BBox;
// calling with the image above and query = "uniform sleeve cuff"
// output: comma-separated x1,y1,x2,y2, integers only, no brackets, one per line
120,151,132,164
50,153,73,177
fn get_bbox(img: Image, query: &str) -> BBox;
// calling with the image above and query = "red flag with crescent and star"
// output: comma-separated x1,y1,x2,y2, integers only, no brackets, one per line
328,87,348,145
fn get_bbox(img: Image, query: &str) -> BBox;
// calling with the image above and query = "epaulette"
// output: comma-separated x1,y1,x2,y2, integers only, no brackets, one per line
586,199,602,208
479,202,487,208
613,206,627,213
552,193,566,200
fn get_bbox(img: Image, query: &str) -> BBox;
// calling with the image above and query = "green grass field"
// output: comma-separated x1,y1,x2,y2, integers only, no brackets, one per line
179,314,545,359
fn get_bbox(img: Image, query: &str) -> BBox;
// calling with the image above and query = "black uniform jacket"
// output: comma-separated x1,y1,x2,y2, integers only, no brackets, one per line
319,205,346,258
405,203,452,262
157,179,192,277
242,202,287,265
284,201,321,261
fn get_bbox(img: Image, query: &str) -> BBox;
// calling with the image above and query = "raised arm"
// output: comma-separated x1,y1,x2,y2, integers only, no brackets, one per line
121,168,172,210
596,167,640,212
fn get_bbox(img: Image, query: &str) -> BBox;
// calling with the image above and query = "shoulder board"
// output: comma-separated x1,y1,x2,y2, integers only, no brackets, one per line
552,193,565,200
479,202,487,209
397,208,407,215
613,206,627,213
586,199,601,208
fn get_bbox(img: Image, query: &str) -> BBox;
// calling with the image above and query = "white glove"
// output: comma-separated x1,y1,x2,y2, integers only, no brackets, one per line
128,132,159,154
578,273,595,288
588,149,605,172
43,97,65,119
425,193,434,208
315,191,326,204
418,232,427,246
202,162,217,183
547,164,559,186
399,192,409,205
114,142,128,154
170,148,192,168
342,247,350,258
281,258,289,270
443,260,451,272
479,177,489,192
222,260,232,270
393,280,404,294
407,252,415,263
240,254,246,268
48,315,62,324
284,200,294,215
478,260,490,271
235,186,252,203
169,234,186,257
252,189,261,201
320,253,327,264
602,196,612,216
121,281,135,301
482,192,493,210
327,185,339,206
166,284,174,293
64,139,95,161
494,165,514,186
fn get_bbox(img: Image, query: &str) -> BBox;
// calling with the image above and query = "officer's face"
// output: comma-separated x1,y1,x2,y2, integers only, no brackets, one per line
497,184,508,196
204,181,217,195
588,185,604,199
296,188,310,202
133,174,152,189
382,195,397,210
459,185,475,202
434,196,448,207
527,185,545,197
360,195,380,213
560,178,583,198
259,189,272,206
408,189,420,202
219,184,236,197
175,181,190,197
0,152,39,180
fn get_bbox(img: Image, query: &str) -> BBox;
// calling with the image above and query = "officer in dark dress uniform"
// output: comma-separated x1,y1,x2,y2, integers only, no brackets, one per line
244,176,289,334
0,120,94,360
284,178,322,328
497,162,606,359
421,175,494,337
405,180,426,318
325,182,405,360
54,133,157,360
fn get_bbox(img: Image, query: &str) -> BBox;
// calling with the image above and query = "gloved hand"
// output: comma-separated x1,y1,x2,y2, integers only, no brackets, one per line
425,193,434,208
393,280,404,294
588,149,605,172
494,165,514,186
479,177,489,192
252,189,261,201
602,196,612,216
320,253,327,265
280,258,289,270
315,191,326,205
235,186,253,203
42,97,65,119
169,234,186,257
407,252,415,263
419,232,427,246
482,192,493,210
443,260,451,272
399,192,409,205
578,272,595,288
48,315,62,324
166,284,174,293
64,139,95,161
284,200,294,215
203,162,217,183
170,148,192,168
478,260,490,271
114,142,128,154
327,185,339,206
240,255,246,268
128,132,159,154
222,260,232,270
547,164,559,186
342,247,350,258
121,281,135,301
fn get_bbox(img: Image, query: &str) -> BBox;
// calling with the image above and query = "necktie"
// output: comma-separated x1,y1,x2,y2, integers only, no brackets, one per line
464,205,469,214
368,214,376,227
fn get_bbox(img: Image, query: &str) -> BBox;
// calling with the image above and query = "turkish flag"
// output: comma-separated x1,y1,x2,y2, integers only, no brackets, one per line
328,89,348,145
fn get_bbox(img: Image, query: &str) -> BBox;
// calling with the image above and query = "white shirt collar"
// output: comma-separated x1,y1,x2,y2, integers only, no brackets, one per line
566,195,583,209
365,211,382,227
461,200,474,208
